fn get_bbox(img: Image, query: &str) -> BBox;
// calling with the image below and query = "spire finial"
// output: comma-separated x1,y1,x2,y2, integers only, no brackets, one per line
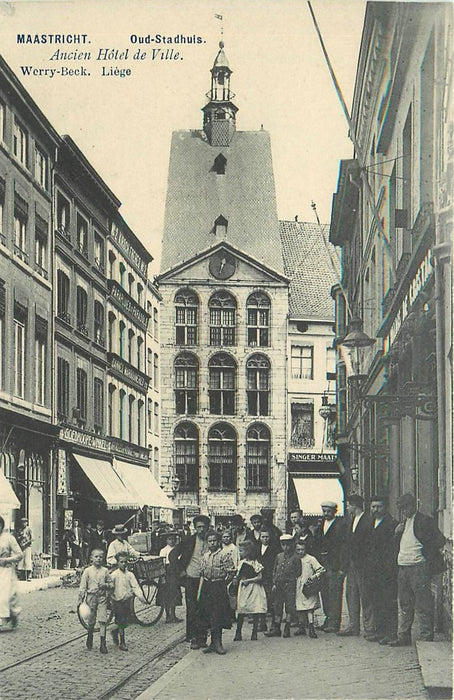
219,40,224,48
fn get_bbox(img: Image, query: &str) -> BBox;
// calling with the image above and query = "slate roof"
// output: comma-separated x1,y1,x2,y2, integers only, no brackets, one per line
279,220,341,320
160,129,283,276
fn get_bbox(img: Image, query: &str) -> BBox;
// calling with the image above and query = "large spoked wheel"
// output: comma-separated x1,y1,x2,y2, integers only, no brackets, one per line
132,581,164,627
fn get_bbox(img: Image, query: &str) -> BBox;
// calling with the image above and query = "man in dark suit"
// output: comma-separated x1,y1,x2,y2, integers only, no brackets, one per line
338,494,377,639
389,493,446,646
368,496,399,644
313,500,346,633
169,514,210,649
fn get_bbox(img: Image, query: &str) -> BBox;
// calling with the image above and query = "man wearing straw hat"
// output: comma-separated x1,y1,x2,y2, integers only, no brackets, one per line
106,524,142,567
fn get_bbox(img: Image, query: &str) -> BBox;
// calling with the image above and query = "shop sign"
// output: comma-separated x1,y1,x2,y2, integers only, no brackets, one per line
57,449,68,495
60,427,110,452
386,250,433,351
185,507,201,519
64,509,73,529
288,452,337,462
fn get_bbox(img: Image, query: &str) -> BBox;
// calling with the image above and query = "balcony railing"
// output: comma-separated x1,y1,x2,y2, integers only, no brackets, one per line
13,245,28,263
56,225,71,243
57,310,71,325
77,322,89,336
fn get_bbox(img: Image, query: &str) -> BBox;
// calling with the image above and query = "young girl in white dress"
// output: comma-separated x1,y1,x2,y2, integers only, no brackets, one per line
233,540,268,641
295,540,326,638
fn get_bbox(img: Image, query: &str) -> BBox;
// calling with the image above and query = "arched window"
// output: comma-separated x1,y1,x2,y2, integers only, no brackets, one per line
209,291,236,346
119,262,126,288
246,292,270,347
174,353,198,414
214,154,227,175
128,329,135,364
119,389,126,440
174,422,199,491
137,337,143,371
119,321,126,358
246,354,270,416
108,383,116,435
175,289,198,345
209,353,236,415
208,423,236,491
246,423,270,490
128,394,135,442
138,400,144,444
108,311,116,352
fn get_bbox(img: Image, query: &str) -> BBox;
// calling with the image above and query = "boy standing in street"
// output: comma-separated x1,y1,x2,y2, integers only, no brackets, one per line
110,552,147,651
78,548,112,653
265,534,302,638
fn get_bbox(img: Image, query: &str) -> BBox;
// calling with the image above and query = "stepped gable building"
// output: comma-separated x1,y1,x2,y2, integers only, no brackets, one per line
158,42,289,528
280,220,343,516
0,55,60,548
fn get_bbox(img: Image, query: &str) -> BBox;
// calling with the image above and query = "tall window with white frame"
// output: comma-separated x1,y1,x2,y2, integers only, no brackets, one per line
76,286,88,335
119,321,126,358
128,394,135,442
35,316,47,406
14,302,27,399
119,389,126,440
57,270,71,324
175,289,198,345
0,101,5,143
137,400,144,445
208,423,236,491
35,216,48,279
209,353,236,415
94,301,105,346
246,424,270,490
174,422,199,491
108,311,115,352
209,290,236,346
14,196,28,263
246,354,270,416
154,402,159,435
34,146,47,189
76,367,87,422
76,214,88,257
57,357,70,421
94,233,104,273
56,192,70,239
175,353,198,414
94,378,104,433
13,119,28,167
137,337,143,371
291,345,313,380
153,353,159,387
108,384,116,435
246,292,270,347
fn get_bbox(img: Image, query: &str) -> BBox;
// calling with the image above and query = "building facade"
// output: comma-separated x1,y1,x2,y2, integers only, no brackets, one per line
146,279,162,497
329,2,452,632
0,55,164,565
280,220,343,517
0,57,60,552
158,43,289,529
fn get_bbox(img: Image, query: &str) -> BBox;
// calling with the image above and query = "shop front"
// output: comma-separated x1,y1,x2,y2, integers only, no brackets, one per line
287,451,346,522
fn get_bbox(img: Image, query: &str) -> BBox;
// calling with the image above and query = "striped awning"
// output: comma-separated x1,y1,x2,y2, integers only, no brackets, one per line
113,460,175,510
292,476,344,516
0,470,20,510
73,454,140,510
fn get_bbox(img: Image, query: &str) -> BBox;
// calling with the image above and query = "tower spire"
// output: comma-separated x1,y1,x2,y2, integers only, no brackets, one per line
202,41,238,146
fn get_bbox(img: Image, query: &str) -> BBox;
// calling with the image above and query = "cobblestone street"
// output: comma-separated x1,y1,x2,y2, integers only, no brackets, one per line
1,587,187,700
0,587,431,700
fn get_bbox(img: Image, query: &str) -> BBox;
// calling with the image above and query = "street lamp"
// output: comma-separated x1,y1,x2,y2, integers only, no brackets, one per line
340,316,375,378
170,475,180,497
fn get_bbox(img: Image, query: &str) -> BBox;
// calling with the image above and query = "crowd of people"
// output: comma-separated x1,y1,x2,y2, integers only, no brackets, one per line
0,492,447,657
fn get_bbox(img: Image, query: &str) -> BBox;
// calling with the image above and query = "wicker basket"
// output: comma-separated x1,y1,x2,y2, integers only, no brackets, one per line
133,556,166,581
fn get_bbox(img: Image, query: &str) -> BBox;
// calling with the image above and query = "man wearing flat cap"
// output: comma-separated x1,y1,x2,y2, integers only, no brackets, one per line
169,514,211,649
313,500,346,633
389,494,445,646
106,524,142,567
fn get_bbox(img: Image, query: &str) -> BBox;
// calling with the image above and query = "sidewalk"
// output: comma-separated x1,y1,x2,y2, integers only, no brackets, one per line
138,631,429,700
16,569,66,595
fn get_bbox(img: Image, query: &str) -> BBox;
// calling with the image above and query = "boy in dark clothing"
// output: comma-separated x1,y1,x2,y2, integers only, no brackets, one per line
265,534,302,638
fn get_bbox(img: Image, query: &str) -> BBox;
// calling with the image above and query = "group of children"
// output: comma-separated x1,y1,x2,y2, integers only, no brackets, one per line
231,534,326,643
78,527,326,654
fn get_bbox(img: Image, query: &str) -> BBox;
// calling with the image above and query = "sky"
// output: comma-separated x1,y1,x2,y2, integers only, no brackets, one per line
0,0,366,273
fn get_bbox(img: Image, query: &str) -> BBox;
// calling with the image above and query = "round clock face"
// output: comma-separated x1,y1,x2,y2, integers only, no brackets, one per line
209,252,236,280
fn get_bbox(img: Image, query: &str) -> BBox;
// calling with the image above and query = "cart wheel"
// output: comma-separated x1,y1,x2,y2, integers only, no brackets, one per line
132,581,164,626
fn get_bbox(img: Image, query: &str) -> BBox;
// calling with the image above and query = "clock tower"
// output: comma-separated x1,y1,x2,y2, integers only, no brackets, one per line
202,41,238,147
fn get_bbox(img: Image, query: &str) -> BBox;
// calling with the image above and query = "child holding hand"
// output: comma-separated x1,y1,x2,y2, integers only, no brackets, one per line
78,548,112,653
109,552,147,651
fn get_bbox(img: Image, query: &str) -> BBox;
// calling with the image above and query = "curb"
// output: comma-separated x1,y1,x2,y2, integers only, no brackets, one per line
17,576,62,595
136,648,196,699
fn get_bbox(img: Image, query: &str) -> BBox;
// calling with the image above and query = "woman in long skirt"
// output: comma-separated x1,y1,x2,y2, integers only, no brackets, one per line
0,515,23,629
197,530,235,655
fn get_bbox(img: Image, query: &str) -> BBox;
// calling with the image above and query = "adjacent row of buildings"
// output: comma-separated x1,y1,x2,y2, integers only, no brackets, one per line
0,55,165,560
0,41,343,560
329,2,452,632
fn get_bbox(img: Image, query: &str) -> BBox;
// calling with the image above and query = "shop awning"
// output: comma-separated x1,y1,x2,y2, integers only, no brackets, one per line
73,454,140,510
0,470,20,510
114,459,176,510
292,476,344,516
